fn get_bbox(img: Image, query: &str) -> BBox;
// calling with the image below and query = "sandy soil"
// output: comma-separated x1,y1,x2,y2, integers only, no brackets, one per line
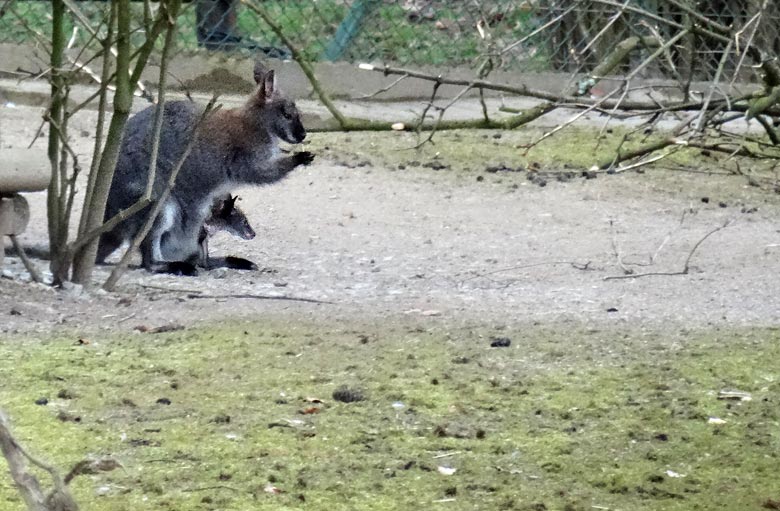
1,102,779,335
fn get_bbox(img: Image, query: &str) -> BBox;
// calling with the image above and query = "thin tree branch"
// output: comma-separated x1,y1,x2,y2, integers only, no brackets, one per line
9,235,44,283
605,220,732,280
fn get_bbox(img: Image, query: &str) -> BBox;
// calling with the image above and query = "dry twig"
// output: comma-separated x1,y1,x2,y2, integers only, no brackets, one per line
604,220,732,280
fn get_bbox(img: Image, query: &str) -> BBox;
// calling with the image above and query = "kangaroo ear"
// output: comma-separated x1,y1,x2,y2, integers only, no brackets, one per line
227,195,238,209
252,66,276,105
263,70,277,99
253,60,269,85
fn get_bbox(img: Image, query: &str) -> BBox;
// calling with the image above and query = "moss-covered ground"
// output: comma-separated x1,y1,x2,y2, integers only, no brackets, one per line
1,321,778,510
303,127,780,201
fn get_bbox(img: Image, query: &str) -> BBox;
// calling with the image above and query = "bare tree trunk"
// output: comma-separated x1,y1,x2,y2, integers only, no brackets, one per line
69,0,175,285
0,416,47,511
71,0,132,285
47,0,66,284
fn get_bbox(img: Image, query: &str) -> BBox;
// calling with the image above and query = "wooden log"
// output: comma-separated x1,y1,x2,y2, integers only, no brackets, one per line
0,149,50,193
1,194,32,269
0,195,30,236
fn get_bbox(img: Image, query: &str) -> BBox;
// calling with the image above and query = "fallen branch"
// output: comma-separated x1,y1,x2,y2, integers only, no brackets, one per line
609,147,679,173
184,293,333,304
460,260,594,286
604,220,732,280
136,284,332,304
0,409,119,511
0,408,65,511
9,235,44,283
594,137,680,170
358,63,750,113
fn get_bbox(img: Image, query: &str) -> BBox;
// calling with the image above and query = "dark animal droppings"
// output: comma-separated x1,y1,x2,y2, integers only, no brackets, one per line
332,385,366,403
490,337,512,348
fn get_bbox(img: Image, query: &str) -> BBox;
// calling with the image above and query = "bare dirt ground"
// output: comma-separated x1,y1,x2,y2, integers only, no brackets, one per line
1,102,779,336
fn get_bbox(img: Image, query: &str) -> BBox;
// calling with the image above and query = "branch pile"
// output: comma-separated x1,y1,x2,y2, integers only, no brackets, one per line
273,0,780,175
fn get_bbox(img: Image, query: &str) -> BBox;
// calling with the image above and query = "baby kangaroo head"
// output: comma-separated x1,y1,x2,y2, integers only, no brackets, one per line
222,195,256,240
206,195,256,240
251,62,306,144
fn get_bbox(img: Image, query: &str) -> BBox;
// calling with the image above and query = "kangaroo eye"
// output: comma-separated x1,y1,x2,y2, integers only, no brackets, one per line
282,110,293,119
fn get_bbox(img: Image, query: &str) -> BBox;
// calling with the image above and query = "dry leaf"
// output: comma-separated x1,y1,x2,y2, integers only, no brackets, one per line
264,483,283,494
476,19,486,39
134,324,184,334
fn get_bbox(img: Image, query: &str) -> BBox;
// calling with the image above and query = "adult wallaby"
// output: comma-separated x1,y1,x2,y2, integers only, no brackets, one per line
97,62,313,275
198,193,257,271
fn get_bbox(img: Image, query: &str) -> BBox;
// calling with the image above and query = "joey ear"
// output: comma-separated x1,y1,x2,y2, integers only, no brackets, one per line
227,195,238,208
263,70,276,98
214,202,228,217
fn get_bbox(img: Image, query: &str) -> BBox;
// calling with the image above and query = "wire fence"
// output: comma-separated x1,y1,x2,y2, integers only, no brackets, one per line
1,0,779,80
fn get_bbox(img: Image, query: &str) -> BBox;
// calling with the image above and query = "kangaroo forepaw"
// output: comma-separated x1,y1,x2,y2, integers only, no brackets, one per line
293,151,315,166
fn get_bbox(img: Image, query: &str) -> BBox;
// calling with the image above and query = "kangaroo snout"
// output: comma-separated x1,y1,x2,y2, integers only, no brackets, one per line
242,226,256,240
284,122,306,144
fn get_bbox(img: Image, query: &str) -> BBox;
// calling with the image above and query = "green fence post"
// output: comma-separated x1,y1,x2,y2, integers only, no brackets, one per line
321,0,380,61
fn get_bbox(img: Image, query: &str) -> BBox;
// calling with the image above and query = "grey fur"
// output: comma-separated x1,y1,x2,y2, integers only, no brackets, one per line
97,67,313,273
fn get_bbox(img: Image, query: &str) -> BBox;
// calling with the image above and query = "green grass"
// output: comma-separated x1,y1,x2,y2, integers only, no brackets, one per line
1,321,779,510
1,1,544,69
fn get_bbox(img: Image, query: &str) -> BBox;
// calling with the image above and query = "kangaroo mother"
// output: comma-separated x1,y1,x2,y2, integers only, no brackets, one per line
97,63,314,275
